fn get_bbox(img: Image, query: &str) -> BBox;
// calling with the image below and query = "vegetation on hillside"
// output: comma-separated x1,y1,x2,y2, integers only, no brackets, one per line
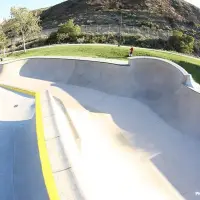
45,20,197,54
0,27,7,56
37,0,200,56
0,16,199,57
1,0,200,55
168,30,195,53
40,0,200,30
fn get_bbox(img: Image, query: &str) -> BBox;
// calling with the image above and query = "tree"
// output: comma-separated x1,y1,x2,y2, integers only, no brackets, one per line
168,30,194,54
2,19,18,53
57,19,81,42
10,7,41,52
0,27,7,56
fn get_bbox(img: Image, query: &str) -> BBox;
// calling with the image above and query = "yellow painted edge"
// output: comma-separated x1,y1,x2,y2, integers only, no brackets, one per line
0,84,36,96
0,84,60,200
35,93,60,200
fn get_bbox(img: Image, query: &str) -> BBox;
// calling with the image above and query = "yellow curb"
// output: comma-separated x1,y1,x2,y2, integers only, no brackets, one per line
0,84,60,200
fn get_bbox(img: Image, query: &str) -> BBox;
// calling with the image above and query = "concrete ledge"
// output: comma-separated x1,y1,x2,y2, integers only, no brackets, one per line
0,84,60,200
1,56,198,91
42,90,83,200
45,92,84,198
128,56,199,89
0,56,128,65
1,56,200,136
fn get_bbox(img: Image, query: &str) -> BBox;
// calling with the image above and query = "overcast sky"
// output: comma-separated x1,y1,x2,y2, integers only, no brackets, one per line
0,0,200,19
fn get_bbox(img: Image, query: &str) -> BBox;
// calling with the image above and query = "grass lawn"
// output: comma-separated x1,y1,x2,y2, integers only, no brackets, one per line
9,44,200,83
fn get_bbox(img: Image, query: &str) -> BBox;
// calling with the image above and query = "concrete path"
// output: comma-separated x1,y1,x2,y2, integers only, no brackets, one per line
0,56,200,200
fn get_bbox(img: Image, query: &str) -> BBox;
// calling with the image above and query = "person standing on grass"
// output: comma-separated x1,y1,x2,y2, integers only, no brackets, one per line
129,46,134,57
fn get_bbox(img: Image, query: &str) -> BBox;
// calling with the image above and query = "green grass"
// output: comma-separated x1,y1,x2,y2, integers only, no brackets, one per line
9,44,200,83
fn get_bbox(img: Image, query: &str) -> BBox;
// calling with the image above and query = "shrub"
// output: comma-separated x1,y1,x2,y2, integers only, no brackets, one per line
57,19,81,42
45,29,196,55
167,30,194,53
30,38,47,48
105,33,117,44
194,41,200,55
123,35,142,45
46,32,58,44
57,33,69,43
77,37,85,44
187,21,196,27
46,19,82,44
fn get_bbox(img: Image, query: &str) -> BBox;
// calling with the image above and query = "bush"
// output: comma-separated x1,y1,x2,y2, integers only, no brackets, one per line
187,21,196,27
46,32,58,44
57,19,81,42
57,33,69,43
46,19,81,44
105,33,117,44
77,33,120,44
194,41,200,55
123,35,141,45
167,30,194,54
137,38,167,49
28,38,47,48
77,37,85,44
45,29,196,55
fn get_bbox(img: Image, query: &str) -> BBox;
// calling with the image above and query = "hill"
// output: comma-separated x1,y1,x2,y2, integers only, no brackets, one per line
40,0,200,30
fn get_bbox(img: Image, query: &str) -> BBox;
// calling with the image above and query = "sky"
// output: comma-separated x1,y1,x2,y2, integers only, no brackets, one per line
0,0,200,20
185,0,200,8
0,0,63,19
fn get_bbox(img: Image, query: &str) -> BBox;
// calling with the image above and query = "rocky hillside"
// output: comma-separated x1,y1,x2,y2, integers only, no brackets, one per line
40,0,200,30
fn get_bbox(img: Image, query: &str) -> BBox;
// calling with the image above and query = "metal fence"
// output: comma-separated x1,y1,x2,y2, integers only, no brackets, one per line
80,25,172,40
41,25,172,40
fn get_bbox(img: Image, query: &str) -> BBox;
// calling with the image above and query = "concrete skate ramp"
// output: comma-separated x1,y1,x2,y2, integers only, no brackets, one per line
1,57,200,199
0,86,48,200
1,57,200,136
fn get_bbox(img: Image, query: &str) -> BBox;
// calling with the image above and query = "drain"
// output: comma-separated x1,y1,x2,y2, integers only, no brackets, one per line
14,105,18,108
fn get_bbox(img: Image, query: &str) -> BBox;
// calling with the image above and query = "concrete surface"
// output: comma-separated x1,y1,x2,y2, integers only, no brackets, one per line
41,90,83,200
0,56,200,200
0,87,48,200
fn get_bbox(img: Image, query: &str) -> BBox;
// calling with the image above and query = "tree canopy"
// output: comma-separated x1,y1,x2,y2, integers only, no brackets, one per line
0,27,7,56
10,7,41,52
168,30,195,54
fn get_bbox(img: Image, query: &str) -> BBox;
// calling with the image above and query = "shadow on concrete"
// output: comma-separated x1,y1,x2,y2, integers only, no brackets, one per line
16,58,200,199
51,82,200,199
19,58,73,83
0,117,48,200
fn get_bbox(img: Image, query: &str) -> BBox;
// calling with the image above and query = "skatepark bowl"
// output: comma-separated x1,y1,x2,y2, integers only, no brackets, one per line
0,56,200,200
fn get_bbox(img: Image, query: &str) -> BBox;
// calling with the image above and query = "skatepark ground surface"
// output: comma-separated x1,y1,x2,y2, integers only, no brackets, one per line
0,56,200,200
0,87,48,200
